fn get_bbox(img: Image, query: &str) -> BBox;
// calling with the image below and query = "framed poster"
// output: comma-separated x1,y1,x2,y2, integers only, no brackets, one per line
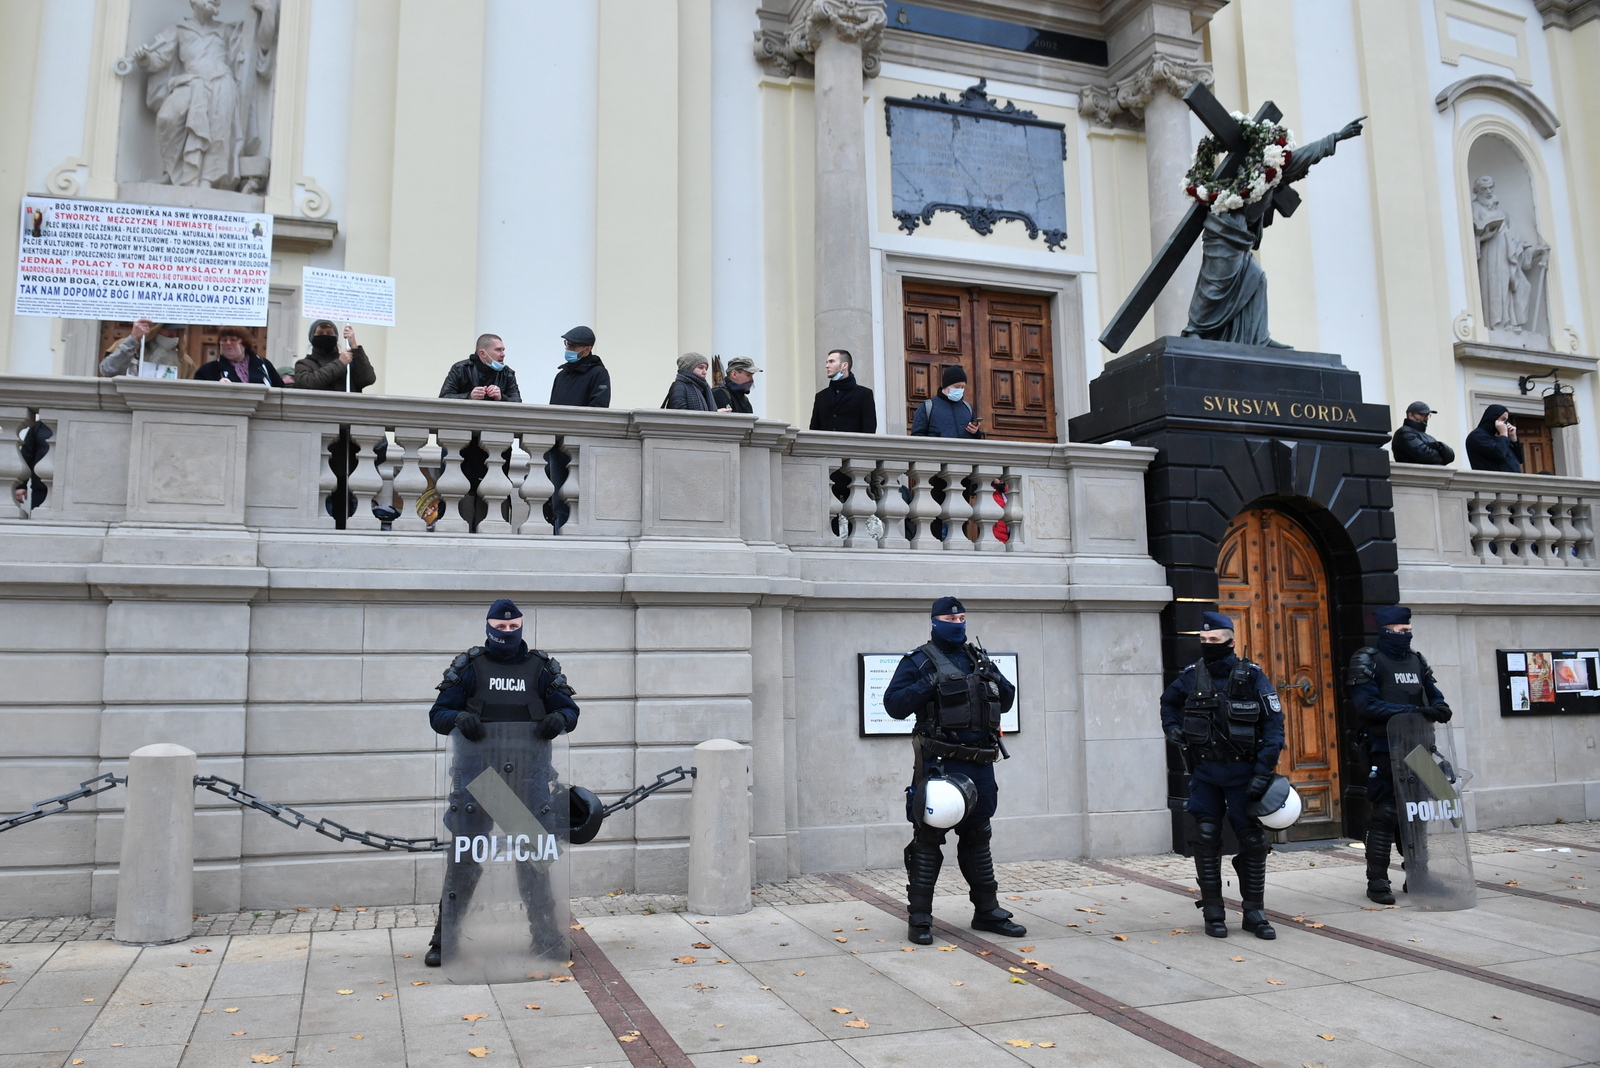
1497,648,1599,717
859,653,1020,737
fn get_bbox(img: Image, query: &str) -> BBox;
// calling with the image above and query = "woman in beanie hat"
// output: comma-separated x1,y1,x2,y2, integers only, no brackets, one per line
663,352,727,412
291,320,376,392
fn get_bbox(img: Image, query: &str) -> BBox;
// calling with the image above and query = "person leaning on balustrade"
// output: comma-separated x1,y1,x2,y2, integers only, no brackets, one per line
1465,404,1523,473
291,320,376,393
193,327,284,386
663,352,727,411
440,334,522,402
1389,401,1454,466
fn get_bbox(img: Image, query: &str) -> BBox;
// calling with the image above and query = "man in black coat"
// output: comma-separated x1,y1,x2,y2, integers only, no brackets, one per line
1390,401,1454,465
1465,404,1523,472
440,334,522,402
713,357,759,414
548,326,610,407
808,349,877,433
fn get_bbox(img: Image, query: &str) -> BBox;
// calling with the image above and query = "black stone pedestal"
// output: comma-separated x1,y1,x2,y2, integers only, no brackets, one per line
1070,336,1399,849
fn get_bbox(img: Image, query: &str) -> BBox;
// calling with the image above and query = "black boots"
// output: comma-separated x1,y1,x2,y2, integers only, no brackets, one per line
958,827,1027,938
1365,824,1397,904
1234,851,1276,939
904,841,943,945
425,919,442,967
1194,852,1229,938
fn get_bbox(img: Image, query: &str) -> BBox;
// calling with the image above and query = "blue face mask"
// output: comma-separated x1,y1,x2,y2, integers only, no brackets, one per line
485,360,505,372
1377,630,1412,658
485,621,521,655
945,387,965,403
563,349,580,363
931,618,966,645
831,371,847,382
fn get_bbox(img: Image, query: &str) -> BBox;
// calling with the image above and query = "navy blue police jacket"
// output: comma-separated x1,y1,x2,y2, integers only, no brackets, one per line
1349,657,1443,756
428,641,580,736
1158,654,1284,778
882,638,1015,745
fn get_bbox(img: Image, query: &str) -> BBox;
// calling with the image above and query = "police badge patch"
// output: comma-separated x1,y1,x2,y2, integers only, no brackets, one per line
1266,693,1282,713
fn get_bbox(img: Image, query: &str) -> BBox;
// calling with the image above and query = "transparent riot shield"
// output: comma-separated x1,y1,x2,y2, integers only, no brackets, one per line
441,722,570,983
1388,712,1476,911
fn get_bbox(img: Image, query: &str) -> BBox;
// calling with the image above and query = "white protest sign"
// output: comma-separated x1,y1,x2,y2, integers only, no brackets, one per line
15,196,270,325
301,267,396,327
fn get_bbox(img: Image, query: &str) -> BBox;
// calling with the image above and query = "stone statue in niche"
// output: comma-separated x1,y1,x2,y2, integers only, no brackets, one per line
1471,175,1550,346
129,0,278,193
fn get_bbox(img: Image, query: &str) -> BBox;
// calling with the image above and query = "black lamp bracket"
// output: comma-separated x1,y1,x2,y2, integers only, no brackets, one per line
1518,367,1564,395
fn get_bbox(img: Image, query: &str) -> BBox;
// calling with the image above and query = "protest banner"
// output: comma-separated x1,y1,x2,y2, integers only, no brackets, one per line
301,267,396,327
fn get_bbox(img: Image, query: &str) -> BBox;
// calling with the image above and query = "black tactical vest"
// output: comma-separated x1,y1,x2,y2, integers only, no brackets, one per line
1373,649,1428,708
1181,658,1263,758
465,652,551,723
916,642,1002,733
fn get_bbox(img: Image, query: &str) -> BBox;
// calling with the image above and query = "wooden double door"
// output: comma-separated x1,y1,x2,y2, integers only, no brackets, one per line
1216,508,1342,838
902,283,1057,442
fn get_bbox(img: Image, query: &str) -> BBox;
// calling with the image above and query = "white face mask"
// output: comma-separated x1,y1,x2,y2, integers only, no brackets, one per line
153,333,180,351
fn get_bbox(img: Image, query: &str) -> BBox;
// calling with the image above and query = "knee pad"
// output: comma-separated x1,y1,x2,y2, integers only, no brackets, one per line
1192,817,1224,856
1235,822,1270,856
1369,802,1398,830
912,822,949,849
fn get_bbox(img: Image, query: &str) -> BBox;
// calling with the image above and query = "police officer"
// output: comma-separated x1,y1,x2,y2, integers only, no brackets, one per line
1160,612,1285,939
1348,605,1449,904
883,597,1024,944
423,599,579,967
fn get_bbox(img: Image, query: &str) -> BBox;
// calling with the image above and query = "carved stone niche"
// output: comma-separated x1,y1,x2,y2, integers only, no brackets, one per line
115,0,280,213
1466,133,1552,351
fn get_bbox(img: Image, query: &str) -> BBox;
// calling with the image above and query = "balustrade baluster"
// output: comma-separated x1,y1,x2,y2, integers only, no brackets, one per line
22,416,56,519
827,462,845,540
972,464,1005,552
1489,496,1515,562
344,425,386,531
876,459,910,550
905,461,940,549
475,430,516,534
841,457,878,548
1575,501,1597,565
1000,468,1022,550
1533,494,1560,566
556,438,581,531
505,437,532,532
518,432,556,534
940,464,976,551
1514,493,1539,565
433,428,473,533
389,428,431,532
1549,497,1576,568
0,409,32,517
1468,494,1493,562
318,428,341,529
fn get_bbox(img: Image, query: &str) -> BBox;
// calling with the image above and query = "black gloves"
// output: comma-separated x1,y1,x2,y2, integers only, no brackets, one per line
1246,773,1274,802
537,714,567,740
454,711,485,742
1426,702,1453,723
1165,726,1186,748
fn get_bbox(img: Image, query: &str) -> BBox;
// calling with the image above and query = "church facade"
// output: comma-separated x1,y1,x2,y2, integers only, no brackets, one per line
0,0,1596,917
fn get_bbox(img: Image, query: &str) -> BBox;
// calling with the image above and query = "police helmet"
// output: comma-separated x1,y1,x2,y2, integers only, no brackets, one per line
919,772,976,829
568,784,606,845
1249,774,1302,830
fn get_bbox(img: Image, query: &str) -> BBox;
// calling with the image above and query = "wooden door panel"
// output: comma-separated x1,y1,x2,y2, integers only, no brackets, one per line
1217,508,1341,837
903,285,971,427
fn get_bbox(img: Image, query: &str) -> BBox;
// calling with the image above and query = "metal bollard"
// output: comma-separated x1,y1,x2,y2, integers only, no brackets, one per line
114,743,197,945
687,739,752,916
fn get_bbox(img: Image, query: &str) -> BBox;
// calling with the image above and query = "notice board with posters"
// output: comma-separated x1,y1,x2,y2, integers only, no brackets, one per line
859,653,1020,737
1497,649,1600,717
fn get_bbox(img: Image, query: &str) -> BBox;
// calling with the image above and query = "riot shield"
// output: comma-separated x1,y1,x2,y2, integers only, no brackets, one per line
1388,712,1476,911
441,722,571,983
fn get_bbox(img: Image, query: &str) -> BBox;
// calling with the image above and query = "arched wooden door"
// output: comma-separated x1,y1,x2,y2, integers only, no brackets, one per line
1216,508,1342,837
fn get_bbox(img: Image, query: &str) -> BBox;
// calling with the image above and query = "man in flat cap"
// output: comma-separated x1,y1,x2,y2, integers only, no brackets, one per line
713,357,760,414
1348,605,1450,904
883,597,1023,944
424,599,580,968
1160,612,1285,939
1390,402,1455,466
549,326,610,407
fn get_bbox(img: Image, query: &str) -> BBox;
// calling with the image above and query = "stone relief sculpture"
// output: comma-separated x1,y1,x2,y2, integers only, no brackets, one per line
129,0,279,192
1471,175,1550,346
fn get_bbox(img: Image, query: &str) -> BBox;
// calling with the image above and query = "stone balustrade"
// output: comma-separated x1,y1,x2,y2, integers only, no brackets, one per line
1391,463,1599,568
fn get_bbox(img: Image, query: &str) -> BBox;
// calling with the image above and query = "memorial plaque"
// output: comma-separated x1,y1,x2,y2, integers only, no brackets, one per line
886,80,1067,251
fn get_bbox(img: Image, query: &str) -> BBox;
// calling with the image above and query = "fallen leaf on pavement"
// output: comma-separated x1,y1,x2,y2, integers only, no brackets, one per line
1019,945,1035,951
1318,1034,1336,1041
337,989,354,995
1306,923,1325,929
855,926,868,931
758,986,771,991
378,992,394,998
1010,977,1028,984
836,937,849,943
617,1035,637,1043
295,907,309,912
570,923,584,930
468,1047,490,1058
1230,956,1245,962
232,1031,246,1036
1008,967,1027,973
549,976,574,983
833,927,844,932
524,1004,539,1010
1006,895,1022,900
1006,1039,1034,1048
675,956,698,964
1409,938,1422,943
352,1035,363,1039
462,1014,489,1022
717,959,731,964
951,981,964,986
250,1057,280,1064
692,942,712,949
331,905,343,912
900,947,915,952
1291,914,1306,922
1113,935,1128,941
412,981,429,986
1076,908,1103,914
191,947,212,954
844,1018,869,1029
831,1006,852,1013
224,1007,240,1013
1038,1042,1056,1048
793,970,805,976
740,1057,761,1064
1266,979,1284,985
1505,880,1520,887
937,945,956,952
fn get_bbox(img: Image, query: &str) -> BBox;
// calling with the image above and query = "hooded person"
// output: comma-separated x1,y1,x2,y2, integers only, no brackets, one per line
663,351,721,411
882,597,1023,944
424,598,581,968
1464,404,1524,472
1158,611,1286,939
549,326,611,407
1346,605,1449,904
291,319,377,392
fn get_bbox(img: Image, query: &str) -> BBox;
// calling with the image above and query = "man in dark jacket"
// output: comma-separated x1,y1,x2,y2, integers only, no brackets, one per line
291,320,377,393
1390,401,1454,465
712,356,759,414
548,326,610,407
194,327,283,386
1465,404,1523,472
912,366,983,438
440,334,522,402
808,349,876,433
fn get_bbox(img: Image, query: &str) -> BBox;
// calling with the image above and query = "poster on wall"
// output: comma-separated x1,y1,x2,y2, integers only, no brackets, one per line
301,267,396,327
859,653,1020,737
1497,648,1599,717
14,197,271,325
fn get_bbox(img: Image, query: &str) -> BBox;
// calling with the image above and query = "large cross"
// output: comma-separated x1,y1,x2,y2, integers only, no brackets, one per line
1099,83,1300,353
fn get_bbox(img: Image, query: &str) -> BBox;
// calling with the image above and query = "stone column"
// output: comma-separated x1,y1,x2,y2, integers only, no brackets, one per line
114,743,197,945
789,1,886,388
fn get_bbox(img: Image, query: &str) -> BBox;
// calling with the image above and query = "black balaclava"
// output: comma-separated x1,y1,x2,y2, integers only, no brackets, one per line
311,334,338,357
930,595,966,646
1373,605,1412,658
485,598,523,659
1198,610,1235,667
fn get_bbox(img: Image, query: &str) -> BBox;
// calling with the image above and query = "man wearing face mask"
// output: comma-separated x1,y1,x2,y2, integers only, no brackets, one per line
99,318,184,379
1348,605,1449,904
883,597,1022,945
1159,612,1285,939
440,333,522,402
423,599,580,967
291,320,376,392
548,326,610,407
1389,402,1454,466
911,365,984,438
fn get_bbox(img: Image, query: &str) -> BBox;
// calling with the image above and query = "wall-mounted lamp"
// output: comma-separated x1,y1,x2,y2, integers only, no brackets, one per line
1518,368,1579,429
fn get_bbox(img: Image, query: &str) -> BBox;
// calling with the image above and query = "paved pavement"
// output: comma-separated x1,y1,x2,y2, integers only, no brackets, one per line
0,821,1595,1067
